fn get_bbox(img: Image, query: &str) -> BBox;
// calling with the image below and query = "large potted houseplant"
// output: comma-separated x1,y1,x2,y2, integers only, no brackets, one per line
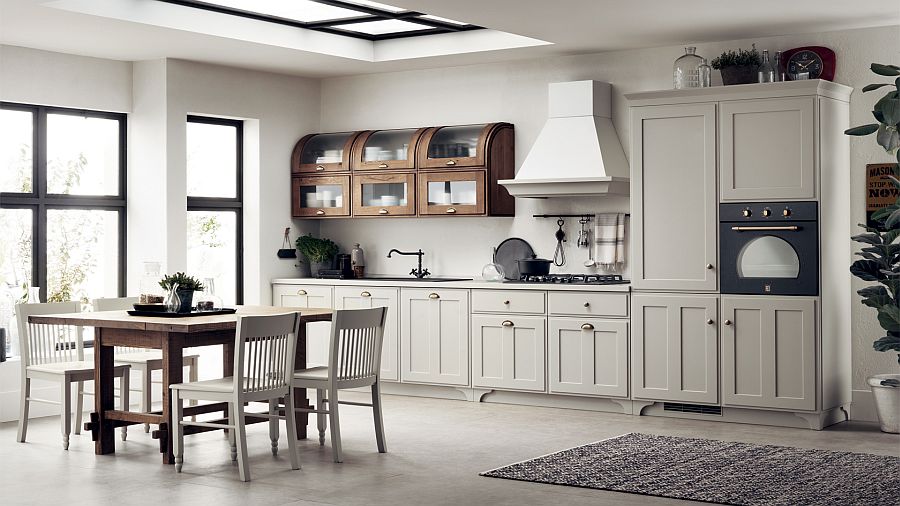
845,62,900,433
711,45,761,85
295,234,339,276
159,272,204,313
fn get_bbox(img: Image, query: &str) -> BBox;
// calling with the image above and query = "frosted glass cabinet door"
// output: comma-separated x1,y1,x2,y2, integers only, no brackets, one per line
417,171,486,216
334,286,400,382
352,128,425,171
352,172,415,217
418,125,488,169
291,132,359,173
400,288,470,386
549,318,628,398
292,176,351,217
471,315,546,392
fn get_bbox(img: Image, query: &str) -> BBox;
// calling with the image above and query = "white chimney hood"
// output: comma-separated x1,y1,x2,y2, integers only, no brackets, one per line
499,80,629,197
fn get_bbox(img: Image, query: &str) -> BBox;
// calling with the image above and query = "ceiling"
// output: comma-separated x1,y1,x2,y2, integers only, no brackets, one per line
1,0,897,78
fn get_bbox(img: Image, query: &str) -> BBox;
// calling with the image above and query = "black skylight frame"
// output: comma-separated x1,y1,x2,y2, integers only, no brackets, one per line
158,0,484,41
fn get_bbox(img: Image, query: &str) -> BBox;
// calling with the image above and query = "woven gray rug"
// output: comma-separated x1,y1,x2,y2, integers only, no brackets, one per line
480,433,900,505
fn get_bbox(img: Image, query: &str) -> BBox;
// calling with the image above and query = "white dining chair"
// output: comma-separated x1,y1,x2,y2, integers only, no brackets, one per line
170,312,302,482
90,297,200,433
293,306,388,463
15,301,131,450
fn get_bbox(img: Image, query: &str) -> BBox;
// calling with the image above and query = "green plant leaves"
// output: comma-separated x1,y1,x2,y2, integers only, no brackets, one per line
877,124,900,152
863,83,894,92
850,259,883,281
877,305,900,332
859,285,893,309
845,124,879,136
872,63,900,76
851,232,883,245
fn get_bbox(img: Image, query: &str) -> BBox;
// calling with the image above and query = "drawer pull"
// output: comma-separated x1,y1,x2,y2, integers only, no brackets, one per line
581,323,594,331
706,263,714,270
428,293,440,300
296,289,307,296
446,207,457,214
446,160,457,166
583,302,590,308
724,319,733,326
706,319,714,325
315,209,326,216
501,320,514,327
378,163,389,168
503,300,510,305
360,291,371,298
315,165,325,171
378,208,389,215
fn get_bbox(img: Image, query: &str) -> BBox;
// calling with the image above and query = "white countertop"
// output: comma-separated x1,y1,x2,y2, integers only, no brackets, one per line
271,277,631,292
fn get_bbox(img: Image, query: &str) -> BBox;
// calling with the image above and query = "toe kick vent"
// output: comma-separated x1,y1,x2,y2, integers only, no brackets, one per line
663,402,722,416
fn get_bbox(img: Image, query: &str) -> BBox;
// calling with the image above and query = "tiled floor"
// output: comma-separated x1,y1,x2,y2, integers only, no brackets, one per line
2,392,897,506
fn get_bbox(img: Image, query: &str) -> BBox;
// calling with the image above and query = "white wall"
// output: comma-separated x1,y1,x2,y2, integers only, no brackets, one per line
317,25,900,419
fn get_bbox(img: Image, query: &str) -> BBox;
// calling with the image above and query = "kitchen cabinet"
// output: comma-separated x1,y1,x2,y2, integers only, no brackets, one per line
400,288,470,386
630,103,718,291
272,284,333,367
351,172,416,217
351,128,426,171
632,294,719,404
471,289,545,315
721,296,816,411
417,170,486,216
334,286,400,382
472,315,546,392
418,124,495,170
291,131,361,174
720,97,816,201
549,318,628,398
292,175,351,218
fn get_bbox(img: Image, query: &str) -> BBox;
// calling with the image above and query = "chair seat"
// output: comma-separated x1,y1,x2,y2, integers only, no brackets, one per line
171,376,284,394
27,360,129,375
293,366,330,382
115,351,199,365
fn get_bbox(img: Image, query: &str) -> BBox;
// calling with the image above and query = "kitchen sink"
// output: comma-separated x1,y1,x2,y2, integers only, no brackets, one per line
359,276,472,282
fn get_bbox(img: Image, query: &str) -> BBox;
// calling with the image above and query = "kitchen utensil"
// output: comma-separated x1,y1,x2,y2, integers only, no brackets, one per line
481,262,505,282
493,237,535,280
277,227,297,258
553,219,566,267
518,256,552,276
577,217,591,248
584,243,596,268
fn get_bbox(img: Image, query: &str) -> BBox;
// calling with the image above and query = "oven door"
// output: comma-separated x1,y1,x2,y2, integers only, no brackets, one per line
720,222,818,295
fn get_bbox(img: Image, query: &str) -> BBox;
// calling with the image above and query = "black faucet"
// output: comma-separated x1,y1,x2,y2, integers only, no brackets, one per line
387,249,430,278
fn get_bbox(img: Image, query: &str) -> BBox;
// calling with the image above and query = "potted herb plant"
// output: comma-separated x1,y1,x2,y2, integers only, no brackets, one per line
159,272,204,313
711,45,761,85
295,234,339,276
845,62,900,433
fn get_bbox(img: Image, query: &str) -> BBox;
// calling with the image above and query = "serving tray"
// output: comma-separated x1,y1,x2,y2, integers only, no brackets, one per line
126,308,237,318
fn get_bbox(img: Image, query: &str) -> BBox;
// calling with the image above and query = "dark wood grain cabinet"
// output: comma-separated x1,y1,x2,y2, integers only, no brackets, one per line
291,131,362,174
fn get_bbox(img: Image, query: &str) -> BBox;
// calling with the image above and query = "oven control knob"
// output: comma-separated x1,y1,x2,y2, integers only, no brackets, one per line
762,208,772,217
783,208,791,217
742,208,752,217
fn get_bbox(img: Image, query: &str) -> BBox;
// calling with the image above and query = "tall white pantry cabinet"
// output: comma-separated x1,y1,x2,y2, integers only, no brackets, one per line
626,80,852,429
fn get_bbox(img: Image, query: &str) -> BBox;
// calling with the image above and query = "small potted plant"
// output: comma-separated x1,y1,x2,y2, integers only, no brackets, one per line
159,272,204,313
295,234,339,276
711,45,761,85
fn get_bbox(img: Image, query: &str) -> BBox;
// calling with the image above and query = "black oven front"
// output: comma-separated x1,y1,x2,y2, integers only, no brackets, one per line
720,202,818,296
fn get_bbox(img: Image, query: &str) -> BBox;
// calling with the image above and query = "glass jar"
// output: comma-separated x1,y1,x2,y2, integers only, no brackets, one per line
195,278,223,312
698,58,712,87
481,262,505,282
139,261,164,304
758,49,775,83
673,47,704,89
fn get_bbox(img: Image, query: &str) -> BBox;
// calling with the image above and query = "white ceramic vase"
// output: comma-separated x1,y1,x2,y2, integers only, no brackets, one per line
867,373,900,433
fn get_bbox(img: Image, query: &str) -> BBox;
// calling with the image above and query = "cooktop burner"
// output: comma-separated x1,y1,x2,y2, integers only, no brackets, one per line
513,274,629,285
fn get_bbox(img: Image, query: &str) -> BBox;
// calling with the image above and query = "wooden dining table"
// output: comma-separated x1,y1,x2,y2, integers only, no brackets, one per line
29,305,332,464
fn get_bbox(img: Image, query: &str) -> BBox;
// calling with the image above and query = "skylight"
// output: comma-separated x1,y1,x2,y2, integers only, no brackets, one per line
159,0,480,40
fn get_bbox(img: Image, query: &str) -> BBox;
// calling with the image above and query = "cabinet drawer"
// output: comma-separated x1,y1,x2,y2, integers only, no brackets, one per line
471,290,545,314
548,292,628,317
273,284,334,308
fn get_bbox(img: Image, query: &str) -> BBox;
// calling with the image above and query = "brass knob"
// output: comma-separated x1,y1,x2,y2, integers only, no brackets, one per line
378,208,389,215
706,263,714,270
724,319,733,326
762,208,772,217
783,208,792,217
503,300,510,305
581,323,594,331
446,207,457,214
315,209,326,216
583,302,590,308
706,319,714,325
297,289,307,296
315,165,325,171
742,208,751,217
446,160,457,166
501,320,514,327
428,293,440,300
360,291,371,298
378,163,389,168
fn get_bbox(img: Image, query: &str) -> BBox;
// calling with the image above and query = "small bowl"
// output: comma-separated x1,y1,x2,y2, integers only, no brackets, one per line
133,303,167,312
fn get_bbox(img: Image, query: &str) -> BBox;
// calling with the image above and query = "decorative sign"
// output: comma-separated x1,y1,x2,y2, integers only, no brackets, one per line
866,163,899,227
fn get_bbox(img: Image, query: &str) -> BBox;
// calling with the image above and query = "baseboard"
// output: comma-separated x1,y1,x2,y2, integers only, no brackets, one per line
850,389,878,422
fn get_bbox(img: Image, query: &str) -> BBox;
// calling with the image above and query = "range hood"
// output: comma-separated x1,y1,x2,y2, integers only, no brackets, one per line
499,80,629,197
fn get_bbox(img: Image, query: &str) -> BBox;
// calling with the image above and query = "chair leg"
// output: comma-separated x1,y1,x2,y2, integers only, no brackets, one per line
316,388,327,446
74,380,84,435
283,393,300,471
228,406,237,462
233,401,251,482
17,377,30,443
268,399,279,456
120,371,130,441
328,387,342,463
142,367,152,433
188,358,198,422
61,380,72,450
173,390,184,473
372,381,387,454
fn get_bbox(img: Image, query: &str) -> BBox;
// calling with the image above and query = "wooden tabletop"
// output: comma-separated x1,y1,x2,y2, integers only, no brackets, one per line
28,305,333,333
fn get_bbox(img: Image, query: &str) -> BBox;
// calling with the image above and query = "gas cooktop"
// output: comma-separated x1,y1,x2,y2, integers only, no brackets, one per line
509,274,629,285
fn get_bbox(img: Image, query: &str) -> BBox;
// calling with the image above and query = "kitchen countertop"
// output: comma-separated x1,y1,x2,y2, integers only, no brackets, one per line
271,277,631,292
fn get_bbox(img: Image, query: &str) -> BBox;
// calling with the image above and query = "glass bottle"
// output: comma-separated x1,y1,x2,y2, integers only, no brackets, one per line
758,50,775,83
165,283,181,313
673,47,704,89
773,51,784,82
195,278,223,312
139,261,164,304
698,58,712,87
350,243,366,278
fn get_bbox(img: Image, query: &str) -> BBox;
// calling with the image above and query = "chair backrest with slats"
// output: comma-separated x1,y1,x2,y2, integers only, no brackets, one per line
15,301,83,368
328,307,387,383
92,297,141,353
233,313,301,395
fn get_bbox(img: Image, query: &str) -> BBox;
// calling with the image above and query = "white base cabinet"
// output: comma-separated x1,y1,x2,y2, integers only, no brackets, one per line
334,286,400,382
400,288,470,386
549,318,628,398
272,284,333,367
472,315,546,392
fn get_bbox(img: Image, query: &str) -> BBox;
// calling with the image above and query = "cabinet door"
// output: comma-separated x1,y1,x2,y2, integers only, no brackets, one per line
632,294,719,403
631,103,718,291
292,176,351,218
472,315,546,392
721,296,816,410
272,284,333,367
417,170,486,216
334,286,400,382
720,97,816,201
400,288,470,386
351,128,425,171
352,172,415,217
549,318,628,398
291,132,358,174
417,125,489,169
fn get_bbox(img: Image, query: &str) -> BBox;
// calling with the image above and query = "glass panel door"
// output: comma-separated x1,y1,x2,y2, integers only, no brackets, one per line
354,128,423,170
737,236,800,278
353,173,415,216
421,125,487,169
292,176,350,217
418,171,485,216
293,132,357,173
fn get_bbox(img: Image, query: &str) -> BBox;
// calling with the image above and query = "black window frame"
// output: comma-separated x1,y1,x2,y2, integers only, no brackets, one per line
0,102,127,303
185,115,243,305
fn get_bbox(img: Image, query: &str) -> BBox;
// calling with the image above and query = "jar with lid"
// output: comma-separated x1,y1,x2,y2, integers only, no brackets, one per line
673,47,704,89
139,261,164,304
351,243,366,278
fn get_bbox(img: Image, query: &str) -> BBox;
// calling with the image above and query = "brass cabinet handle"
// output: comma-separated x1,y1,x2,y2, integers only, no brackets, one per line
731,226,800,232
378,163,389,168
360,291,371,297
706,263,714,270
503,300,510,305
446,207,457,214
581,323,594,331
315,209,326,216
501,320,514,327
724,319,733,326
315,165,325,171
297,289,307,296
583,302,591,308
428,293,440,300
378,208,389,215
446,160,457,166
706,319,714,325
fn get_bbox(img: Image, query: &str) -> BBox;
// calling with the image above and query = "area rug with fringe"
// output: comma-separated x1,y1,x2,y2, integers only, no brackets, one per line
480,432,900,505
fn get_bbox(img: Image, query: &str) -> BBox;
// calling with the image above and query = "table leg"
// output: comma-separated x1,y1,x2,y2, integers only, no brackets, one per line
160,334,184,465
94,328,116,455
294,320,310,439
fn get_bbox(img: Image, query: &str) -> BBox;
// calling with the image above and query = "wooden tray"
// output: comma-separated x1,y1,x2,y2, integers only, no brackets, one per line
127,308,237,318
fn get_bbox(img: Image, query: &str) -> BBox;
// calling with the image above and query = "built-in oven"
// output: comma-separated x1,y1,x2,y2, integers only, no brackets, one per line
720,202,818,296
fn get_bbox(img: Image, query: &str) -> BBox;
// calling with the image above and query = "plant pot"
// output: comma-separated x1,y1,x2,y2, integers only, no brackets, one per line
310,257,335,277
719,65,758,85
175,289,195,313
868,373,900,433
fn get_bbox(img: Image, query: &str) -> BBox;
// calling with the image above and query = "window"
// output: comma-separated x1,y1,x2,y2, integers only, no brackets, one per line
0,103,126,306
186,116,243,305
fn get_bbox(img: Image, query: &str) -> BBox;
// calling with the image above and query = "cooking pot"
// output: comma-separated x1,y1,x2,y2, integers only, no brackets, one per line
517,256,552,276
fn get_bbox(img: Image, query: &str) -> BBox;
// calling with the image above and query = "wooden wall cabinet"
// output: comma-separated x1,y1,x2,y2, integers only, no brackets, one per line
417,170,486,216
291,131,361,174
291,175,351,218
352,172,416,217
351,128,426,171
